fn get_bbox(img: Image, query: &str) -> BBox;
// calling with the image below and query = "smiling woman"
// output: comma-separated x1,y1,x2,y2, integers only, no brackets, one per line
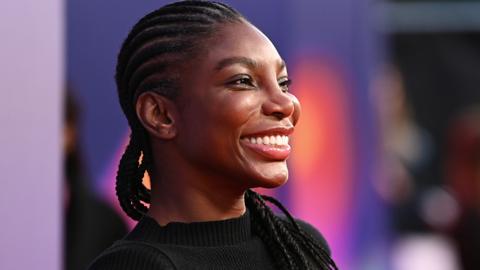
88,1,337,269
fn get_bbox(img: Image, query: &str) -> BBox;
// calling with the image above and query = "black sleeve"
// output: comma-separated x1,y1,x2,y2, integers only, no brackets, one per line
88,241,175,270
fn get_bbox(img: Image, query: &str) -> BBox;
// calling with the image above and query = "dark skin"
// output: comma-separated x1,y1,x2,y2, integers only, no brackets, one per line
136,21,301,225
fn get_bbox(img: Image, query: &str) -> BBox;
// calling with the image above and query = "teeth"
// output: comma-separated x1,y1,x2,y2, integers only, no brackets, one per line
243,135,289,146
263,136,269,145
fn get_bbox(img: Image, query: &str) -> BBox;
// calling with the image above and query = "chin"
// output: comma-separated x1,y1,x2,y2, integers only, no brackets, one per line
258,178,288,189
250,168,289,189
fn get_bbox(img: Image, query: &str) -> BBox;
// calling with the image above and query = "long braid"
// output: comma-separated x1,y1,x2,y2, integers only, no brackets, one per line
262,194,339,269
115,133,148,220
261,200,313,269
114,1,337,269
249,191,304,269
246,191,296,269
247,190,338,269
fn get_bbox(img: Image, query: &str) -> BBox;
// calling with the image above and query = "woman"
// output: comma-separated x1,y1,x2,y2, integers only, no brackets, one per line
89,1,337,269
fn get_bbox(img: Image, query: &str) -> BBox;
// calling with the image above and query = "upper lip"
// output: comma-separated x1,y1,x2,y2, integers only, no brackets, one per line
241,126,294,138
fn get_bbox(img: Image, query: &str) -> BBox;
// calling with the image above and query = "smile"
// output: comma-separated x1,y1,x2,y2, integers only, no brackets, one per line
240,134,291,160
241,135,289,146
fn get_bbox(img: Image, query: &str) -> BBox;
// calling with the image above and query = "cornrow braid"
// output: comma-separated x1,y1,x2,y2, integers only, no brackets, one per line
114,1,337,269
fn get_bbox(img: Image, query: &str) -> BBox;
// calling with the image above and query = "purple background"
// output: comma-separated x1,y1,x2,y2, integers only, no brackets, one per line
0,0,63,269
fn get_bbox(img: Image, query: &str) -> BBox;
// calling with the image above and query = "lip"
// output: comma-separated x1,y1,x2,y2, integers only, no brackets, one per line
241,126,294,138
240,126,293,161
240,139,291,160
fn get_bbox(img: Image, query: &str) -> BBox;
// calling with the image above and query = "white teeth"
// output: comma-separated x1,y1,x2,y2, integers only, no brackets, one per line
243,135,289,146
263,136,269,145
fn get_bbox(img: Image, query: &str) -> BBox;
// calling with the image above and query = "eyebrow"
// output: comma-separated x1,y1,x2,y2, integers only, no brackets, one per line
215,57,258,71
214,56,286,72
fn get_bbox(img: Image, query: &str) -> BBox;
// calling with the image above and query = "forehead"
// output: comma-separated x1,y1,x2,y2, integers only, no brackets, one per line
203,21,284,70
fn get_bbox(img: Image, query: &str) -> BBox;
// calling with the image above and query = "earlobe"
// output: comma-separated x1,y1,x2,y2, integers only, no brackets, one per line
135,92,177,139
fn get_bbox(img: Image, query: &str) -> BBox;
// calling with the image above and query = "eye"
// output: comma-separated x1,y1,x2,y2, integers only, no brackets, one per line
227,75,256,89
278,78,292,92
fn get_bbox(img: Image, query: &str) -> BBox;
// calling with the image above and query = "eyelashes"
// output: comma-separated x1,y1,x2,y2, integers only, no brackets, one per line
227,74,292,92
228,75,255,88
278,78,292,92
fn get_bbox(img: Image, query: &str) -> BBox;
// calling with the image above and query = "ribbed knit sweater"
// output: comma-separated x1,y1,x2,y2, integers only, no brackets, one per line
88,211,329,269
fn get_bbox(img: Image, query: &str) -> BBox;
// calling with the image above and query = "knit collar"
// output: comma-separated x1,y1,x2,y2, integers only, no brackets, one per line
129,211,252,247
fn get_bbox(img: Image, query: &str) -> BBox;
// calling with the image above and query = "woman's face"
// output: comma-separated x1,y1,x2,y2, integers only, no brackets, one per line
174,21,300,189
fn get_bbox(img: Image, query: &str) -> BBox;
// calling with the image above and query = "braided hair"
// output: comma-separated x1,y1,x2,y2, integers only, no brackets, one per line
114,1,338,269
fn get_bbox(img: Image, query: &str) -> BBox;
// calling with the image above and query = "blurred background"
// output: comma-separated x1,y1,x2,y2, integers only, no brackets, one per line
2,0,480,269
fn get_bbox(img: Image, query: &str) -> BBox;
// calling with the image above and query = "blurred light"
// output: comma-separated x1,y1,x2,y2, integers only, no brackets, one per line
392,234,460,270
420,187,460,229
290,57,354,269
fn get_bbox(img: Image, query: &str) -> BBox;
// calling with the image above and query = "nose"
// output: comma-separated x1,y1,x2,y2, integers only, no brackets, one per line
261,86,296,121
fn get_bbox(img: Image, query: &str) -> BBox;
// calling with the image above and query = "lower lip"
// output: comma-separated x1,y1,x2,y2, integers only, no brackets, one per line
240,140,291,160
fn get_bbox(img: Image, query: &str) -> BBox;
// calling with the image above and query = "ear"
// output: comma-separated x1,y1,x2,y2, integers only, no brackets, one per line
135,92,178,140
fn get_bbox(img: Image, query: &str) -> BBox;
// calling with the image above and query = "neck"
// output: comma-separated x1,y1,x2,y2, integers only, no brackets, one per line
147,163,247,226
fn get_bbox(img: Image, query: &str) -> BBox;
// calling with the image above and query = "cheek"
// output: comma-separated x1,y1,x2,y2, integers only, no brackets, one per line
218,93,260,127
208,93,261,170
178,92,260,159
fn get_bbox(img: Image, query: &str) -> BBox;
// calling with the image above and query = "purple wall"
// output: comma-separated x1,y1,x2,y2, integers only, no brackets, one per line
0,0,63,269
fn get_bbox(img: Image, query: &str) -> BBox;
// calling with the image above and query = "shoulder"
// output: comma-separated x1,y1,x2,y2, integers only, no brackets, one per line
278,216,331,255
88,240,175,270
295,218,331,255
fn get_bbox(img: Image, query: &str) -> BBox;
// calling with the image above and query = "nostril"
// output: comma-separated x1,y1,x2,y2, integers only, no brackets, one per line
271,111,285,119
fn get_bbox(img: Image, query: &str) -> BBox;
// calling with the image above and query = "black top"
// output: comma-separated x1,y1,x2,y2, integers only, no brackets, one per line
88,211,329,269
